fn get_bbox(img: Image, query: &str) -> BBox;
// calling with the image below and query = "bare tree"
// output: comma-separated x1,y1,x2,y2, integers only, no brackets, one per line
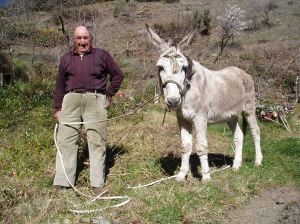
257,0,277,26
215,5,249,63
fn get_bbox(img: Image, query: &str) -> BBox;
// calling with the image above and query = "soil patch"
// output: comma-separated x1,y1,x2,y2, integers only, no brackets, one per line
223,187,300,224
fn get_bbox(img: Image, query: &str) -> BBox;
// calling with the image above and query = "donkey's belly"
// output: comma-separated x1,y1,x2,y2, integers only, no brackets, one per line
207,110,239,124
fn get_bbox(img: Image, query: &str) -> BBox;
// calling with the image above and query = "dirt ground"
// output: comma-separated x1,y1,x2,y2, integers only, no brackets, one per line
223,187,300,224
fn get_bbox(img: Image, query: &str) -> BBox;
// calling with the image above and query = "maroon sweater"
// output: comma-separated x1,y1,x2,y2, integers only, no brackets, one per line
54,48,124,111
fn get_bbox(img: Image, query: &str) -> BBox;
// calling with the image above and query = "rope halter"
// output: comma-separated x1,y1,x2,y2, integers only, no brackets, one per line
158,47,190,97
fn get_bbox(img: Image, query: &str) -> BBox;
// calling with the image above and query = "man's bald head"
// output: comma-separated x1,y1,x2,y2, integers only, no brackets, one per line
74,26,91,38
73,26,92,54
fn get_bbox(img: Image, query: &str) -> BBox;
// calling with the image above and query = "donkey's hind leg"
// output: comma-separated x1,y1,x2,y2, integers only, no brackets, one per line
176,117,193,181
227,115,244,170
244,112,263,166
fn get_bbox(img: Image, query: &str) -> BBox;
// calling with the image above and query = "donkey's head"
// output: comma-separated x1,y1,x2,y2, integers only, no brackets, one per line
146,24,196,110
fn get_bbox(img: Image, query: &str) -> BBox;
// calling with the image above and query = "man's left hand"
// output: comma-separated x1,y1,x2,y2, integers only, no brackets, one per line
105,96,112,109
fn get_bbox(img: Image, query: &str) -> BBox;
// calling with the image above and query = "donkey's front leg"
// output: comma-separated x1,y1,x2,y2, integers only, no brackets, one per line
176,117,193,181
194,115,211,181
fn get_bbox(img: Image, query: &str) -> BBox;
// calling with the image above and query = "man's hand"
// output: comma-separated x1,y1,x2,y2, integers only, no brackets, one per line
105,96,112,109
54,110,61,123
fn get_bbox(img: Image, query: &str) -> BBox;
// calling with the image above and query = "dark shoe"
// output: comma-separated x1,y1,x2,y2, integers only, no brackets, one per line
93,186,106,195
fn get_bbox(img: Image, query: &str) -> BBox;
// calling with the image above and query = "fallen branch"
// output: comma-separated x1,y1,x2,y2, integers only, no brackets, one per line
262,116,287,130
278,114,291,131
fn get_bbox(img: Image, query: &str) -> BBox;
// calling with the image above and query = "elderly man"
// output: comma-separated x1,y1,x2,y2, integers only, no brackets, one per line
54,26,124,193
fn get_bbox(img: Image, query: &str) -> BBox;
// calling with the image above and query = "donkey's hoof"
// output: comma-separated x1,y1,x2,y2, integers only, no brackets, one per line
232,165,240,171
255,157,263,166
202,174,211,182
254,161,262,166
175,173,187,181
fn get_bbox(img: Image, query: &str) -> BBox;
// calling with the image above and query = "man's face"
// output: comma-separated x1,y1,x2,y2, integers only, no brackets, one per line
74,27,91,54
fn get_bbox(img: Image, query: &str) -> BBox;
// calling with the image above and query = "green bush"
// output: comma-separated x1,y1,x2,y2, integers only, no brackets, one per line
12,59,30,82
239,52,251,61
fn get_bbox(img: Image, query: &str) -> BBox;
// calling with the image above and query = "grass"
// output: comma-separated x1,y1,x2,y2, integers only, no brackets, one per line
0,0,300,222
0,83,299,223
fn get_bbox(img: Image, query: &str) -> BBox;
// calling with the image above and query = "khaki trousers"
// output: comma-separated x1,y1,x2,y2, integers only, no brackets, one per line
54,92,107,187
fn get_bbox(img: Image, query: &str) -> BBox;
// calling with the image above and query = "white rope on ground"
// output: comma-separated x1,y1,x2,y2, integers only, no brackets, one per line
211,165,231,173
69,198,132,214
127,175,176,189
127,164,231,189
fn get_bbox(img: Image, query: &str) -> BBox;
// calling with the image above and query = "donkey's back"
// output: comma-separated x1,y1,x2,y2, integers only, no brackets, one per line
194,64,256,123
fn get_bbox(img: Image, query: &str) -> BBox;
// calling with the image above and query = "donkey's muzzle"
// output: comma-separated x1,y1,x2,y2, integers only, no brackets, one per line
166,97,180,108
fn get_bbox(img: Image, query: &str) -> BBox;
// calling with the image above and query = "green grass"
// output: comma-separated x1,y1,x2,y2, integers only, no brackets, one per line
0,84,299,223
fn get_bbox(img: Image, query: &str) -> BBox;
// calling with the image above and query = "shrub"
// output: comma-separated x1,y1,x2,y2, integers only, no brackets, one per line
33,28,65,47
114,0,126,18
201,9,212,35
0,52,12,74
113,0,136,18
239,52,251,61
12,59,30,82
153,12,199,40
153,9,211,40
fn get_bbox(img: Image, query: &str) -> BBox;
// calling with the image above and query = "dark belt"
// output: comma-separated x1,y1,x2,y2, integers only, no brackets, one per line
68,89,105,94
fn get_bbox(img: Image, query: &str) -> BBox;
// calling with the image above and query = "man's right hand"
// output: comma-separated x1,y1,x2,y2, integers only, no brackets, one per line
54,110,61,123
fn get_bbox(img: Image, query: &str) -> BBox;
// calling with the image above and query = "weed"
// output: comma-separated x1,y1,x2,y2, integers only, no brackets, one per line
113,0,128,18
239,51,251,61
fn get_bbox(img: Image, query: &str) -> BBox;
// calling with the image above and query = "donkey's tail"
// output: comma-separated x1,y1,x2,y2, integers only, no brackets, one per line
242,111,248,135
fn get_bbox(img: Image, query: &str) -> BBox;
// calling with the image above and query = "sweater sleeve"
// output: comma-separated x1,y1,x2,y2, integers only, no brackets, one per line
54,58,67,112
104,52,124,97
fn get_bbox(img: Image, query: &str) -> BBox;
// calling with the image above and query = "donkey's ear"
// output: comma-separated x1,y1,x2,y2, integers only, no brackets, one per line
145,23,165,50
178,28,198,50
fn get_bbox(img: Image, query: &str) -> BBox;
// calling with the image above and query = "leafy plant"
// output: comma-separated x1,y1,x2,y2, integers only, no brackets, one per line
201,9,212,35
